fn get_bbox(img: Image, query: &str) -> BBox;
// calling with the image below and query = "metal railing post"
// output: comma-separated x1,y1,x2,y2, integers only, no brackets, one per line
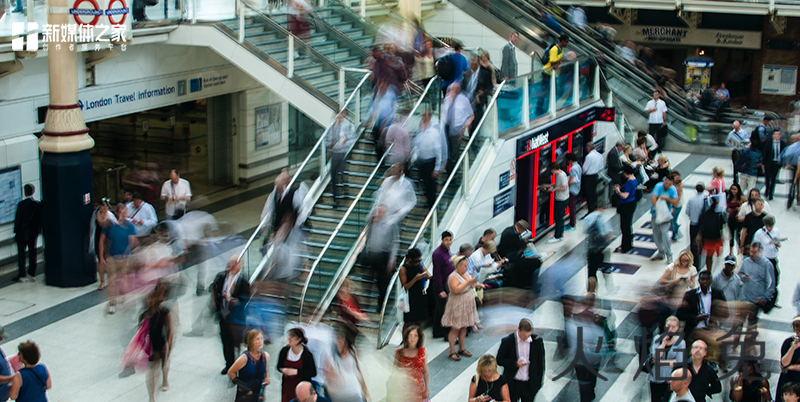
461,153,470,195
179,0,184,21
238,1,245,43
355,87,361,124
549,70,557,118
430,210,438,252
522,77,530,129
192,0,197,23
360,0,366,17
607,92,613,108
26,0,34,23
339,68,346,111
618,115,625,140
572,60,580,109
593,63,601,101
490,102,499,144
287,36,294,78
320,140,327,176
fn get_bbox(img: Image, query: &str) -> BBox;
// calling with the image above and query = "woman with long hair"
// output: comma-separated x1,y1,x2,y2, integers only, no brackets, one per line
392,325,429,402
726,183,747,255
277,328,316,402
228,329,269,402
324,329,370,402
143,283,172,402
90,198,116,290
468,355,510,402
658,249,697,292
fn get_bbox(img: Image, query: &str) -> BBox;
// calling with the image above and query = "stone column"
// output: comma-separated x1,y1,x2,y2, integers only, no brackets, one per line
39,0,97,287
398,0,421,24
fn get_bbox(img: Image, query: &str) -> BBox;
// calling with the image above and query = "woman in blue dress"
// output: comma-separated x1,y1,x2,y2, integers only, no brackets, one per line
229,329,270,402
9,340,51,402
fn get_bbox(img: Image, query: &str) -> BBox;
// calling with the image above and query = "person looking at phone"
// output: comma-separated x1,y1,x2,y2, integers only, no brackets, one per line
776,318,800,401
648,316,686,402
469,354,510,402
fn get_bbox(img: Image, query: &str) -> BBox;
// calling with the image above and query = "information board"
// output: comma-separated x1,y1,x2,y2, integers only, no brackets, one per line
493,189,514,217
761,65,797,95
0,166,22,225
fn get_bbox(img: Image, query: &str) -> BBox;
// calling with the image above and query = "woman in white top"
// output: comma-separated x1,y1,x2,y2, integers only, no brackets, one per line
413,39,435,85
324,330,370,402
658,249,697,293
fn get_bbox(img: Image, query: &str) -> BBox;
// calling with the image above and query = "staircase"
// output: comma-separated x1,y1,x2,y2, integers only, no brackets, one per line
343,0,444,20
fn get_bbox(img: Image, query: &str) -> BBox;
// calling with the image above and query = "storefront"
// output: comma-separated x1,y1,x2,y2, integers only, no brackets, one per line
514,106,615,238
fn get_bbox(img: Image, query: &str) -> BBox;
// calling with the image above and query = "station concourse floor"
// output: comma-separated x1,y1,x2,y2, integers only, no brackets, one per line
2,150,800,402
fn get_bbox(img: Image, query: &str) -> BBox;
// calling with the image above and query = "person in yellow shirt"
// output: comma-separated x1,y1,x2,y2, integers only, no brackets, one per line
536,35,569,117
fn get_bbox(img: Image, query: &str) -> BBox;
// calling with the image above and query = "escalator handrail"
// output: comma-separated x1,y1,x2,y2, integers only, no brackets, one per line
238,71,373,275
298,143,395,322
300,76,439,323
376,79,508,349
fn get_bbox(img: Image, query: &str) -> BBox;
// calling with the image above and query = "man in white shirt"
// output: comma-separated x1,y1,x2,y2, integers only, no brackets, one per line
442,82,474,171
126,192,158,237
496,319,545,402
543,162,569,243
414,108,444,209
726,121,750,184
581,142,604,213
645,91,668,152
752,215,780,294
161,169,192,220
567,5,587,31
373,163,417,226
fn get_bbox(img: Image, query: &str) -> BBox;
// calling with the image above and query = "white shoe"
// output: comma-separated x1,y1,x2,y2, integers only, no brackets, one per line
650,252,664,261
547,237,563,244
666,256,673,264
107,305,116,314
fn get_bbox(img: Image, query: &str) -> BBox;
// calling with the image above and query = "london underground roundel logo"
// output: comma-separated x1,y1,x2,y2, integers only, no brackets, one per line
106,0,129,25
70,0,102,26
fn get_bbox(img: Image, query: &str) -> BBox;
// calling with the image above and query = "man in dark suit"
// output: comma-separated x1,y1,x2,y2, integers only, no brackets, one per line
762,129,786,200
607,140,625,185
496,318,545,402
676,270,726,342
13,184,42,282
211,256,251,374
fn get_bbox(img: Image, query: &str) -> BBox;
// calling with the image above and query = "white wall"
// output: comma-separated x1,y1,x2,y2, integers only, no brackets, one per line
423,3,533,75
0,135,42,263
236,87,292,183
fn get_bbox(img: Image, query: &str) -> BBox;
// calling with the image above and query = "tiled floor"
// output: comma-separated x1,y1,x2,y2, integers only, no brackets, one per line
2,150,800,402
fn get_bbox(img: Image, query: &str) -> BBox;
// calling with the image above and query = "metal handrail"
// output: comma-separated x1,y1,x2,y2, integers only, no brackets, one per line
301,76,440,324
298,143,395,321
376,79,508,349
237,71,372,275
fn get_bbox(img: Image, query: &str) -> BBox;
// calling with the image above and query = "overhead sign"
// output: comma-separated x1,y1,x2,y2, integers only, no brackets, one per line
69,0,132,41
761,65,797,96
612,25,761,49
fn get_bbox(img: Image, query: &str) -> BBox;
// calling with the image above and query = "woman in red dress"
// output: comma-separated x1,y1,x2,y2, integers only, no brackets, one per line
392,326,429,402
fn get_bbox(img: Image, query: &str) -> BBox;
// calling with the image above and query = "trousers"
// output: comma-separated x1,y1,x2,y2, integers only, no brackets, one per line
651,215,672,260
16,237,37,278
582,174,598,213
417,158,438,209
618,201,636,252
509,379,536,402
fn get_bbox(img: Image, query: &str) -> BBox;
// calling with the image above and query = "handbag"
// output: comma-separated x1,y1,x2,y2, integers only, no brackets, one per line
655,199,672,224
397,289,410,313
122,320,152,371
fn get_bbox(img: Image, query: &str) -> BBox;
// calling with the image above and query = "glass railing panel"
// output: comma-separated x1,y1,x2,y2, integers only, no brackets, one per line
497,76,524,132
581,60,595,102
529,70,549,120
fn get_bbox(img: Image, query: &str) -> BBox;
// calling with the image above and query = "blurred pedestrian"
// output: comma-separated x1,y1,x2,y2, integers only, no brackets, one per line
13,184,42,283
501,32,519,82
161,170,191,220
126,192,158,237
8,341,51,402
472,51,496,132
90,198,116,290
441,82,474,171
260,168,310,240
326,111,356,205
383,109,411,169
413,108,444,209
143,284,173,402
368,79,398,158
323,330,369,402
229,329,270,402
278,328,317,402
430,231,454,339
362,205,398,311
392,326,429,402
584,209,613,294
399,248,429,334
335,279,370,341
99,203,138,314
437,41,468,98
373,163,416,225
469,354,510,402
496,319,545,402
442,255,482,361
287,0,311,58
413,39,435,86
212,257,251,375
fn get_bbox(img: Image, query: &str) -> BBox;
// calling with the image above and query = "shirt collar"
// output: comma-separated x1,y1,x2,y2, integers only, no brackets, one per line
697,287,710,296
515,332,532,344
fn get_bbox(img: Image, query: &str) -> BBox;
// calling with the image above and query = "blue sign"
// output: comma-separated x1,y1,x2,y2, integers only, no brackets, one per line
499,171,510,191
493,189,514,217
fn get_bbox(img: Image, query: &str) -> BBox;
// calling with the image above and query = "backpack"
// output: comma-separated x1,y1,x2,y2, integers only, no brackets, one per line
734,150,750,172
540,44,556,65
436,53,455,82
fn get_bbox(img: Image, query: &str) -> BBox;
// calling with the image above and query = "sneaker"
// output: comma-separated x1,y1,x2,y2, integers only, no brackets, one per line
666,256,673,264
107,305,116,314
26,275,35,282
650,252,664,261
565,225,576,231
547,237,563,244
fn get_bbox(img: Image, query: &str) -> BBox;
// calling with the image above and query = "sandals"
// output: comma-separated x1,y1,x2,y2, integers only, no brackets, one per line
449,353,461,361
458,350,473,357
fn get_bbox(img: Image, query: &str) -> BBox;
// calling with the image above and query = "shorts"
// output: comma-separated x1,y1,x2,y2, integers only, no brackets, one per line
587,249,604,279
702,238,723,256
106,257,129,276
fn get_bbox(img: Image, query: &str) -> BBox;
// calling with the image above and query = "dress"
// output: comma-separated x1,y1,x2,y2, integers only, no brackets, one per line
394,347,427,401
236,352,267,402
472,375,507,401
777,337,800,402
280,351,304,402
441,272,479,328
404,263,428,323
16,365,48,402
